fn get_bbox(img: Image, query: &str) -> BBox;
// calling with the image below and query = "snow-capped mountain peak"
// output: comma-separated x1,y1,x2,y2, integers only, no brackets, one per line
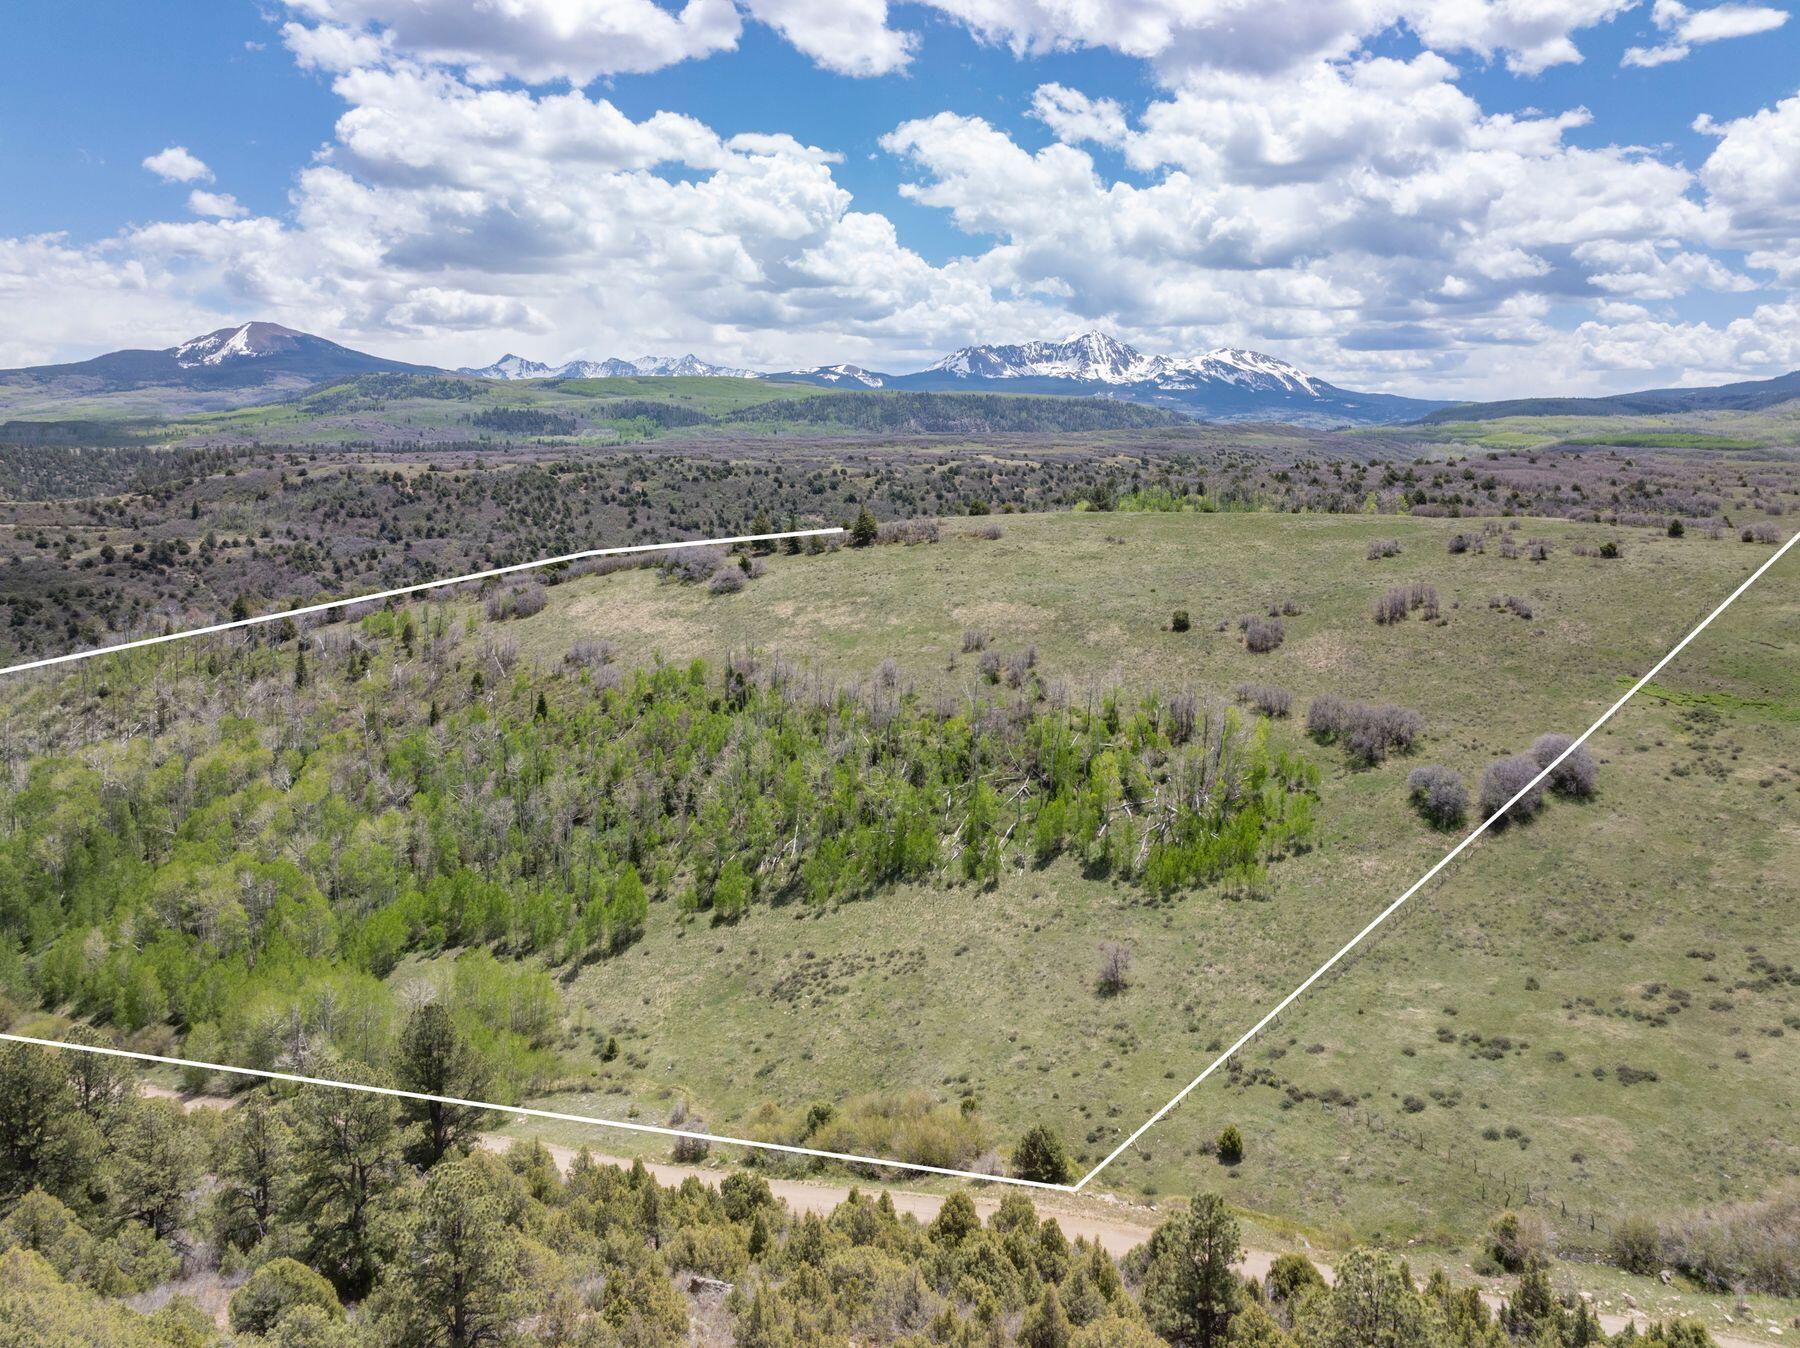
456,351,753,380
457,353,555,380
771,363,884,388
1183,347,1321,396
922,331,1325,397
172,322,308,368
929,331,1154,383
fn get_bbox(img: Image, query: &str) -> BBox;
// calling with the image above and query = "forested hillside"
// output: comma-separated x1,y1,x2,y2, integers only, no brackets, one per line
0,1037,1721,1347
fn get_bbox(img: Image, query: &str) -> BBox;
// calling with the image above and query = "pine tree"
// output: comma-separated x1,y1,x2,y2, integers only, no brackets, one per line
373,1157,525,1348
1143,1193,1242,1348
287,1057,402,1297
850,505,878,547
395,1003,490,1166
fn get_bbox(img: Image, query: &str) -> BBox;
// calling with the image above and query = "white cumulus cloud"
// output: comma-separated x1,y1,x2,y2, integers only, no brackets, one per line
1622,0,1788,68
142,146,213,184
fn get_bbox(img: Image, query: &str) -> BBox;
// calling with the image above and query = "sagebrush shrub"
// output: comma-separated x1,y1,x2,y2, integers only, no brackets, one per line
1309,695,1424,764
1407,764,1468,828
1479,754,1544,823
1244,617,1284,653
1531,732,1598,798
1234,683,1293,718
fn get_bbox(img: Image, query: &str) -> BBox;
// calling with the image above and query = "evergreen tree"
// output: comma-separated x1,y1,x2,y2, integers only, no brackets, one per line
850,506,879,547
395,1002,490,1166
107,1098,203,1240
1013,1123,1074,1184
286,1061,403,1298
373,1157,525,1348
0,1044,102,1210
1296,1247,1438,1348
213,1091,292,1252
1142,1194,1242,1348
1021,1285,1074,1348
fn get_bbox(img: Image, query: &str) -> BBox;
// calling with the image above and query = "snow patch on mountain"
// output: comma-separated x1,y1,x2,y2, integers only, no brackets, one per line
173,322,307,368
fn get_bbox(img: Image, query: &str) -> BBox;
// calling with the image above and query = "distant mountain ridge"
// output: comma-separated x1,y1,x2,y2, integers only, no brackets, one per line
464,330,1442,425
6,322,433,393
9,322,1797,429
460,352,753,380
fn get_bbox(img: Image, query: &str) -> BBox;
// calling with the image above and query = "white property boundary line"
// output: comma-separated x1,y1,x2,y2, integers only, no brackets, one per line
0,528,1791,1195
0,1034,1070,1191
0,527,844,678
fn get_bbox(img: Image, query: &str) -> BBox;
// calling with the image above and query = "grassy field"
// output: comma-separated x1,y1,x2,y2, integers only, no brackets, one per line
1387,402,1800,451
451,509,1799,1254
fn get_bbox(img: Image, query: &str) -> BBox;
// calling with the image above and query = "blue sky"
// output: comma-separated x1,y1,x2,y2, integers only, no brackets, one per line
2,0,1797,396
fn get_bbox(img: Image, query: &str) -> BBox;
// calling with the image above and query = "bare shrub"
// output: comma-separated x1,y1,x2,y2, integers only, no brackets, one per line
976,523,1005,540
1366,538,1402,560
483,581,548,621
1168,691,1198,744
875,658,900,690
1244,617,1284,653
1349,705,1423,763
1658,1184,1800,1295
1530,732,1598,798
878,518,941,546
1479,754,1545,824
1407,765,1468,828
1377,583,1439,624
1499,539,1520,560
1306,693,1348,741
1743,522,1781,544
978,650,1002,683
565,639,614,669
1096,942,1132,996
482,637,519,676
1234,683,1293,718
1280,599,1302,616
661,546,727,585
1308,696,1425,764
1489,594,1533,619
962,629,990,653
1003,651,1032,689
511,582,548,618
1447,532,1484,555
708,567,746,595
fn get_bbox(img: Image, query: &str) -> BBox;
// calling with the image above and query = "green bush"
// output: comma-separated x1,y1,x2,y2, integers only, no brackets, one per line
1013,1124,1074,1185
1609,1215,1662,1276
229,1257,344,1336
1216,1126,1244,1166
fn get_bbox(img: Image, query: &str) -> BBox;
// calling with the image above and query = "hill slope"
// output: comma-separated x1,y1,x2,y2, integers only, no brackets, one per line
1419,368,1800,422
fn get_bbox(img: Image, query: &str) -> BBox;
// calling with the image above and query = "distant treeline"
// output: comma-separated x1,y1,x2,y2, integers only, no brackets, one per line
727,391,1188,433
